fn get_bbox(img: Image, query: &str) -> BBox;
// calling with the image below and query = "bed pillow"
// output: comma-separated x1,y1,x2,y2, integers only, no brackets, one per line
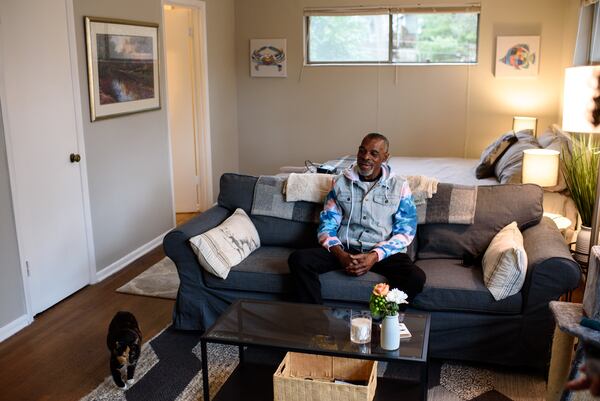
189,208,260,279
482,221,528,301
494,130,541,184
475,131,518,179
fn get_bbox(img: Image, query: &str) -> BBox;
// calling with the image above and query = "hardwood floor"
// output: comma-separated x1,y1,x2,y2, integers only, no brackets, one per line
0,246,174,401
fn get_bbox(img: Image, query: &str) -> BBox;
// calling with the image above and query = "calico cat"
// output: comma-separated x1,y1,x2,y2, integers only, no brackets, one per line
107,311,142,389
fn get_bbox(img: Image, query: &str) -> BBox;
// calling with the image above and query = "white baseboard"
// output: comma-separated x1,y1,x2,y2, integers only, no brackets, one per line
96,229,172,282
0,314,31,343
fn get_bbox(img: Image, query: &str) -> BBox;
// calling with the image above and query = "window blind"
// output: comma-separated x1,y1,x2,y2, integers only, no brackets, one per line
304,3,481,16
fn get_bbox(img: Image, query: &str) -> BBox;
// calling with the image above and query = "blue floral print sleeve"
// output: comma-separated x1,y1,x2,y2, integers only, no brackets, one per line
317,187,343,250
372,181,417,261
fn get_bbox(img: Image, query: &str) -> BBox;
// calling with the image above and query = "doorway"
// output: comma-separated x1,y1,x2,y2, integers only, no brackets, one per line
163,0,213,215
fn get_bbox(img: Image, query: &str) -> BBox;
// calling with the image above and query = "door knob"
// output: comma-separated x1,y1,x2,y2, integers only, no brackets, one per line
70,153,81,163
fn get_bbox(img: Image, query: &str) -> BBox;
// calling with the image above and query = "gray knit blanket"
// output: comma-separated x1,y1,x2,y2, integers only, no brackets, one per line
251,176,320,223
251,176,477,225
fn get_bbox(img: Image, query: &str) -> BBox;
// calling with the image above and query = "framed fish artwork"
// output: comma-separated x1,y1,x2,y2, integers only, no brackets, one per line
250,39,287,78
495,36,540,78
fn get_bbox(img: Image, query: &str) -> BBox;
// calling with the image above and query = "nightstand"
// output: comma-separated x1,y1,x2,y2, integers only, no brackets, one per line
544,212,573,234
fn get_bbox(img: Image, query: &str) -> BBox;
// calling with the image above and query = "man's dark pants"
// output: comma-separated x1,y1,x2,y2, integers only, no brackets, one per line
288,247,426,304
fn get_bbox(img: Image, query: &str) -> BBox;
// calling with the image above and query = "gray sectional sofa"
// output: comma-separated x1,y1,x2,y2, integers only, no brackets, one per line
163,173,581,370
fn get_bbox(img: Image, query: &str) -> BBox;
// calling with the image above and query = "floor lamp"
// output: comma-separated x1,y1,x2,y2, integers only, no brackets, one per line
562,65,600,263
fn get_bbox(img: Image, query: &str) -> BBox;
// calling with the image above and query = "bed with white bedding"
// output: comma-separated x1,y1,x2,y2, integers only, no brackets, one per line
293,155,578,242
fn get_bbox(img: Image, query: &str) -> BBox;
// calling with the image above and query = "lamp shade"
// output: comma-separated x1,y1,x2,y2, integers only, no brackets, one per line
522,149,560,187
512,116,537,135
563,65,600,133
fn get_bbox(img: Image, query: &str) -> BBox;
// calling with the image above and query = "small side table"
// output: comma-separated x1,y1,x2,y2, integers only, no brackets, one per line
544,212,573,237
547,301,600,401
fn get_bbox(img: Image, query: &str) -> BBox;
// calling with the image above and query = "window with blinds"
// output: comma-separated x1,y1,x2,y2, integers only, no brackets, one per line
305,4,480,65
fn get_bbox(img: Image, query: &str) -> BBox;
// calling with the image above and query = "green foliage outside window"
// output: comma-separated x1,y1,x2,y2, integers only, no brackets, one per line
308,12,478,64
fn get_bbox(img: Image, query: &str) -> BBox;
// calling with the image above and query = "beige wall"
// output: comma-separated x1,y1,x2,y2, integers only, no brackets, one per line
205,0,239,198
235,0,576,175
72,0,238,269
73,0,174,270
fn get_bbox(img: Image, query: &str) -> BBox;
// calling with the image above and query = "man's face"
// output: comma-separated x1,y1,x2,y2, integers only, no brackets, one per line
356,137,389,179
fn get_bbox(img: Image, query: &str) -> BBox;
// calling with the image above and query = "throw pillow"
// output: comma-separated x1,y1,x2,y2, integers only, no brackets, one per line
494,130,541,184
189,208,260,279
482,221,528,301
475,131,518,179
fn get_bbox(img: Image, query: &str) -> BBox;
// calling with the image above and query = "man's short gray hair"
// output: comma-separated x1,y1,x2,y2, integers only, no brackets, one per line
363,132,389,152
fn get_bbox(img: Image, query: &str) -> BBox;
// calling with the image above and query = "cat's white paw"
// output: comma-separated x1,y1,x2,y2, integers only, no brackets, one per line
127,379,135,386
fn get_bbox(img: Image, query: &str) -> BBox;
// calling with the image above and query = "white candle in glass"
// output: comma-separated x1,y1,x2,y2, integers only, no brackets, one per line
351,317,372,344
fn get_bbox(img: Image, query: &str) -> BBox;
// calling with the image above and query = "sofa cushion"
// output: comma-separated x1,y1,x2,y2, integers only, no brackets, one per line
251,215,319,248
204,245,387,303
412,259,522,314
218,173,257,213
218,173,319,248
417,184,543,260
204,246,295,293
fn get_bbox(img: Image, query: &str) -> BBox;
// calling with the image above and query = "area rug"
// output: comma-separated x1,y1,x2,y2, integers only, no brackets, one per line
81,326,547,401
117,257,178,300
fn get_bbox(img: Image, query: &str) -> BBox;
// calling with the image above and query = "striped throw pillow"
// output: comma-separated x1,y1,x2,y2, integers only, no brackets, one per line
482,222,528,301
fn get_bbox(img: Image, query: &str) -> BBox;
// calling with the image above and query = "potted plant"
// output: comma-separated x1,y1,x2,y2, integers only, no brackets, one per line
562,134,600,263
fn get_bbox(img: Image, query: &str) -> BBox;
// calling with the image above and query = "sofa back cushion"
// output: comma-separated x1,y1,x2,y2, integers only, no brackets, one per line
417,184,543,260
218,173,319,248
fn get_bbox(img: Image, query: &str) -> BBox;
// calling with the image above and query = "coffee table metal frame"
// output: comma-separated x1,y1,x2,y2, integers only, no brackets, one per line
200,299,431,401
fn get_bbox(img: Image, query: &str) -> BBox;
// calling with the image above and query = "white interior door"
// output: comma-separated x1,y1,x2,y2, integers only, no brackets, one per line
0,0,91,314
165,6,201,213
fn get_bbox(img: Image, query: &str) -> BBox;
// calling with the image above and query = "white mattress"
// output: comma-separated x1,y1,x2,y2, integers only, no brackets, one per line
387,156,498,186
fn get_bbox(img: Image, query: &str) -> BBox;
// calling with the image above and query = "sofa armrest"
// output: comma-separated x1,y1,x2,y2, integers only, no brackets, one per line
521,217,581,310
163,205,231,270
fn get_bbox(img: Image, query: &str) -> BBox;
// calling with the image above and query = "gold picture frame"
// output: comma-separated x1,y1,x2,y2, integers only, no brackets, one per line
84,17,160,121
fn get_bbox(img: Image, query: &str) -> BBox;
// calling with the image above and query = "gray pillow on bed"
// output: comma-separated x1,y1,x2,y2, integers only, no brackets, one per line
475,131,518,179
494,130,541,184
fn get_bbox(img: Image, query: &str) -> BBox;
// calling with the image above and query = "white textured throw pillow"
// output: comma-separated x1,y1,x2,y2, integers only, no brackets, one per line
482,222,528,301
189,208,260,279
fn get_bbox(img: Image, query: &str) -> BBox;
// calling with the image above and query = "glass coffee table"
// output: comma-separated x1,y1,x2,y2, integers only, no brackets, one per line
201,299,431,401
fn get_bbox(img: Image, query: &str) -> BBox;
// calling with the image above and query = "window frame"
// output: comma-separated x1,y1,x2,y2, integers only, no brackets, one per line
304,6,481,66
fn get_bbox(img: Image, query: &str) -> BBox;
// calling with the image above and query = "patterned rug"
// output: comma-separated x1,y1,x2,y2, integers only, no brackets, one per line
81,326,547,401
117,257,178,300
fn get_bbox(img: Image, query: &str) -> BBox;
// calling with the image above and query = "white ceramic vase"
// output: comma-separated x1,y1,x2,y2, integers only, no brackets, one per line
576,225,592,264
380,314,400,351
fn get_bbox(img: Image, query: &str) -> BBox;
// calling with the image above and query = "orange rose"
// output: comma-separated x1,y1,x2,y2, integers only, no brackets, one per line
373,283,389,297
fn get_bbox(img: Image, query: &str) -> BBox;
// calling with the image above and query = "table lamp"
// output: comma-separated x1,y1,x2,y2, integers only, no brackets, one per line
522,149,560,187
513,116,538,136
563,65,600,253
562,65,600,319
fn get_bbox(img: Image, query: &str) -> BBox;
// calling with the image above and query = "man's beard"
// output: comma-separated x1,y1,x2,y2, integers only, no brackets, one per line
358,166,374,176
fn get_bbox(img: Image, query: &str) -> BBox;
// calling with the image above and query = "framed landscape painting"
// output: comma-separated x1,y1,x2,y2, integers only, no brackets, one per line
85,17,160,121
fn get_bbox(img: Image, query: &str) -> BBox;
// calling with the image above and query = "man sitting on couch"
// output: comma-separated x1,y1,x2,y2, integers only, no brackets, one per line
288,133,426,304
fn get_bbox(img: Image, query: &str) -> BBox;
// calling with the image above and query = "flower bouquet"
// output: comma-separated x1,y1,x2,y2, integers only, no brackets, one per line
369,283,409,350
369,283,408,319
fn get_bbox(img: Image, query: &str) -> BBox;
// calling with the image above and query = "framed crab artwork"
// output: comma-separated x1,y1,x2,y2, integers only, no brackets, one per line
250,39,287,78
495,36,540,78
